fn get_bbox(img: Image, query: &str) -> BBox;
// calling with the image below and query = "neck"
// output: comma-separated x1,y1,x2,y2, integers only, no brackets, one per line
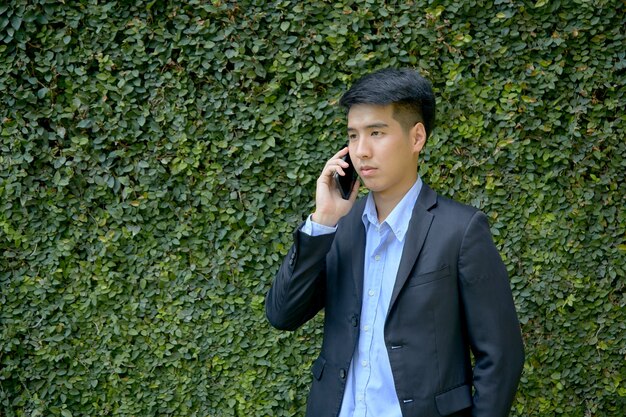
373,178,417,223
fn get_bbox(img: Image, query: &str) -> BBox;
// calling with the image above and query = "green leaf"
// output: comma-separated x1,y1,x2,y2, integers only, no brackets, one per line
10,15,21,31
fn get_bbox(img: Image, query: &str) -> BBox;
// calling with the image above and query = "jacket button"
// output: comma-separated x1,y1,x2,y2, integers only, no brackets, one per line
350,315,358,327
339,369,346,380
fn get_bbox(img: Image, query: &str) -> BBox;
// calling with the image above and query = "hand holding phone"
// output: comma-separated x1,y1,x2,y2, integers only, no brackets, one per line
312,147,358,227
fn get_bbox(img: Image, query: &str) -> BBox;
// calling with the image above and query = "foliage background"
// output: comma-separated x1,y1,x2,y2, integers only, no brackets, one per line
1,0,624,416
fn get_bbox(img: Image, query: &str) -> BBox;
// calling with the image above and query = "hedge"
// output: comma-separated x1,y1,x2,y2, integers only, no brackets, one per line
1,0,624,416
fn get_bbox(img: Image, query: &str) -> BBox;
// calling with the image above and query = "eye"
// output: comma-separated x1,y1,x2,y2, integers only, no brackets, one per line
348,133,357,141
371,130,381,137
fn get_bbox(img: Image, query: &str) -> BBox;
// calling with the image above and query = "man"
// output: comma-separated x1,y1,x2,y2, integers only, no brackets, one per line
266,68,524,417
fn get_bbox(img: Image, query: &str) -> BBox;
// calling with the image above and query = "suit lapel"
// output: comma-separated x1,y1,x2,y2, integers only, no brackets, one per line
388,183,437,311
347,198,367,306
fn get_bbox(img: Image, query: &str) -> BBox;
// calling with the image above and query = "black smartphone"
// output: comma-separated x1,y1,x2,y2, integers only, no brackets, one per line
334,151,357,200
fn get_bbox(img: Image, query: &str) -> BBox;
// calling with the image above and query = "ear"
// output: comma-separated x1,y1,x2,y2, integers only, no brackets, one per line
411,122,427,154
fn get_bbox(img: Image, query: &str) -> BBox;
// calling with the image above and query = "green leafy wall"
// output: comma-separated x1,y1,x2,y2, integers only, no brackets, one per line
1,0,624,416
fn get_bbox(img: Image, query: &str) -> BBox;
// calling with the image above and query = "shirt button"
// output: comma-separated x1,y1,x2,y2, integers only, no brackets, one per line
339,368,347,380
375,255,381,261
364,325,370,332
361,360,368,367
368,290,375,297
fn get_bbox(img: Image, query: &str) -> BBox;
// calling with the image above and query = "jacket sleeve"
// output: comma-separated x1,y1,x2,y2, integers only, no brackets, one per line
265,225,335,331
457,211,525,417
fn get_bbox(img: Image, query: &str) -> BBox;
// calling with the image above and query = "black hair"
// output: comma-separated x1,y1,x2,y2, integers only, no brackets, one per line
339,68,436,138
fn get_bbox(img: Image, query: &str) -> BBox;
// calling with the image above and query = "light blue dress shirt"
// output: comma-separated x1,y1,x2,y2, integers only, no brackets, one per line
303,178,423,417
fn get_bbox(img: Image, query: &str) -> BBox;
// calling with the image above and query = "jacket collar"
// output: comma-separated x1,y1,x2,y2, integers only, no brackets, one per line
343,183,438,313
389,183,438,311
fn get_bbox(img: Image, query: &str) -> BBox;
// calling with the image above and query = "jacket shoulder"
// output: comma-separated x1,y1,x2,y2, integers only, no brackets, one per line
435,193,480,218
421,183,480,222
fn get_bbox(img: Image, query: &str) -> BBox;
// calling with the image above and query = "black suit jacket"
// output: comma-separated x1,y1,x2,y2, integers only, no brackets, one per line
266,183,524,417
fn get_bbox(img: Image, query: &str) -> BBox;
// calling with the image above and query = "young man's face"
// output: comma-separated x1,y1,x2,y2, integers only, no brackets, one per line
347,103,426,202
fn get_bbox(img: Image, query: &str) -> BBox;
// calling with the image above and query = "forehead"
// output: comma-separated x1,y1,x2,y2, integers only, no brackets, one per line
347,103,396,129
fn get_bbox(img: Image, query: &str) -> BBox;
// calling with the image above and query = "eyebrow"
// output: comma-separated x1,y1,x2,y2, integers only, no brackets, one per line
347,122,389,131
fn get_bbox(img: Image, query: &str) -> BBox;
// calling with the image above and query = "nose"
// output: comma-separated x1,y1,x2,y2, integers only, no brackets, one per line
352,137,371,159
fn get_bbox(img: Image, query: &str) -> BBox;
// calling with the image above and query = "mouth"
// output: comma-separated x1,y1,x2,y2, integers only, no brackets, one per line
359,166,377,177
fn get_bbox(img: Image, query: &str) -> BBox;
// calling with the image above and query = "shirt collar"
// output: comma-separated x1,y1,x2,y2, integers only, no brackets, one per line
361,177,423,243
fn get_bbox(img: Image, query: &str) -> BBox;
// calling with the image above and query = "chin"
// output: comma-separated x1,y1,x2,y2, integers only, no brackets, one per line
363,183,384,193
359,179,375,190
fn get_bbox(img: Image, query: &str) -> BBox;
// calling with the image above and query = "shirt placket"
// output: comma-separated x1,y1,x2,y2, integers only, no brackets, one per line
355,224,390,414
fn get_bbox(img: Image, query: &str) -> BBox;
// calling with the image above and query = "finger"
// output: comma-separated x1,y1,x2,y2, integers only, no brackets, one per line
322,161,346,177
332,146,349,160
324,147,349,167
326,147,349,167
325,159,349,174
333,165,346,176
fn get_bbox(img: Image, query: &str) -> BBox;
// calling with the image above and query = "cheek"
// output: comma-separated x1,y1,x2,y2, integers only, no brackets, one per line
389,152,413,173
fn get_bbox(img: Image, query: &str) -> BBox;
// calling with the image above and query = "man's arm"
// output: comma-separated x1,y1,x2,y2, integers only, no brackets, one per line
458,211,525,416
266,147,360,331
265,227,334,331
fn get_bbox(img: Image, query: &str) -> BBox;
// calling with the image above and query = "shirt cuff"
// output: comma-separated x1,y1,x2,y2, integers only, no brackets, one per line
301,214,338,236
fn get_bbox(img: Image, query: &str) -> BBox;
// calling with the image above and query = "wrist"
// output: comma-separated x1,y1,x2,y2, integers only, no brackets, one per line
311,212,339,227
